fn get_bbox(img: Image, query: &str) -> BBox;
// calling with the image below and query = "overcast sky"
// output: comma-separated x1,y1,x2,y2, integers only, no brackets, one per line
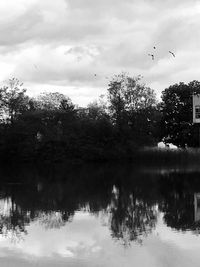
0,0,200,106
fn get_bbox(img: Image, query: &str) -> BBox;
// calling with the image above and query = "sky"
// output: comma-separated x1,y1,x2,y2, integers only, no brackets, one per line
0,0,200,106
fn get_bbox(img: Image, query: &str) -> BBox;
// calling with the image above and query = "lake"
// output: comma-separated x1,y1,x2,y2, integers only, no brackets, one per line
0,162,200,266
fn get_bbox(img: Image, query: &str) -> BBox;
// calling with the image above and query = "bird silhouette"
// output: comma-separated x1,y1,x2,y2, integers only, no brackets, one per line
153,46,156,49
148,54,154,60
169,51,175,57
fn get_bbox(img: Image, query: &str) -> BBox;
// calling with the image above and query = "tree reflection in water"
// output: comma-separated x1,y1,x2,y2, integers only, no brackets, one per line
108,185,157,245
158,172,200,233
0,198,29,243
0,163,199,244
37,211,67,229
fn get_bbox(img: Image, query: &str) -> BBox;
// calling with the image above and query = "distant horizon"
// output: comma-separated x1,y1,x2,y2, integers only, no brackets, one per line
8,75,194,107
25,76,163,107
1,73,168,107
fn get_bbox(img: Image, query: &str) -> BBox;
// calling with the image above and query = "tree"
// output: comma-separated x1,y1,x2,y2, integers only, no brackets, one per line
107,73,156,125
0,78,29,124
129,106,162,146
107,73,158,146
87,100,108,121
32,92,74,111
161,80,200,147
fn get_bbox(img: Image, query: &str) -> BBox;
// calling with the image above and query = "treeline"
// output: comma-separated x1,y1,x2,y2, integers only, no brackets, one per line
0,75,200,162
0,75,160,162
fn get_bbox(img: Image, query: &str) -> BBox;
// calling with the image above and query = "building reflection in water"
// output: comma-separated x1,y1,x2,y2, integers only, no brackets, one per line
194,193,200,222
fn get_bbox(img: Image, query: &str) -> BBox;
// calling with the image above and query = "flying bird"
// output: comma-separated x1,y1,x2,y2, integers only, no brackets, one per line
169,51,175,57
153,46,156,49
148,54,154,60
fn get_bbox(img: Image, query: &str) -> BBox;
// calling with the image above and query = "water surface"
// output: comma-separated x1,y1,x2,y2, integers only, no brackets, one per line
0,163,200,266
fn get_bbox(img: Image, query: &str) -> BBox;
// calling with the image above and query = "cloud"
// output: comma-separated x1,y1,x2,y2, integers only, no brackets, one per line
0,0,199,105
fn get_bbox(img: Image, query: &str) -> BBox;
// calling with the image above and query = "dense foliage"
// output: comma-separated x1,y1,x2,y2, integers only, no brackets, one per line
161,80,200,147
4,76,200,161
0,76,160,162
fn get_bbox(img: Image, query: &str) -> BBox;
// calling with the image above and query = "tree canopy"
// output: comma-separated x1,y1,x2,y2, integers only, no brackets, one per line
0,78,29,123
161,80,200,147
107,73,156,124
31,92,74,111
0,75,161,162
107,73,159,146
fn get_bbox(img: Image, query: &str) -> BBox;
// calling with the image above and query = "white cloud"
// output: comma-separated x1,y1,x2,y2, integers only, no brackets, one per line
0,0,199,105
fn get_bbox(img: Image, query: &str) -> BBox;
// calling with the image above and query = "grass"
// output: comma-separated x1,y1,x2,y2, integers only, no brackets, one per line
136,147,200,164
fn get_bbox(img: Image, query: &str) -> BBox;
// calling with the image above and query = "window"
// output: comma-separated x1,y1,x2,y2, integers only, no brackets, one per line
195,106,200,119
